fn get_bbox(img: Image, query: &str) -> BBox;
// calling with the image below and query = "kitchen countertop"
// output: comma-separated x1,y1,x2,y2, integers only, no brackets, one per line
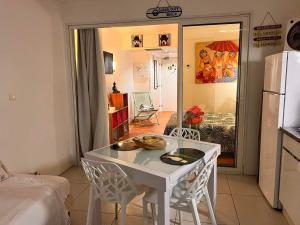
281,127,300,143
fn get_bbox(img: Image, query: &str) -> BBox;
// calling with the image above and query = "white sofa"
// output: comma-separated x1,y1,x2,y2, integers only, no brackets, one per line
0,164,70,225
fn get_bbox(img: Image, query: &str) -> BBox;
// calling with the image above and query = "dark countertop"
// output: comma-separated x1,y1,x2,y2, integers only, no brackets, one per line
281,127,300,143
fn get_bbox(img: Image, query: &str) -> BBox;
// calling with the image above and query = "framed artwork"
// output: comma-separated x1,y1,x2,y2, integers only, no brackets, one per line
195,40,239,84
131,34,143,48
159,33,171,46
133,63,149,79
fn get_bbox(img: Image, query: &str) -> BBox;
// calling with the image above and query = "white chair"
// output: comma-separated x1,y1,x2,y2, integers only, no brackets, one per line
169,128,201,141
143,152,218,225
81,158,145,225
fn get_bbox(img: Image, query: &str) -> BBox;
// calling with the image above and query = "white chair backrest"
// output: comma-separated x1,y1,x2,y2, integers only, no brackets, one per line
175,151,218,205
132,92,153,113
169,128,200,141
81,158,138,203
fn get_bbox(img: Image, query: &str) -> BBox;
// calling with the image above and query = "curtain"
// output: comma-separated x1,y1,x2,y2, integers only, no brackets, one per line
76,28,109,156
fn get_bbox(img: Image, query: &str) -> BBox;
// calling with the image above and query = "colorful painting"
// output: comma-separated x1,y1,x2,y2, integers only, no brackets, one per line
195,40,239,83
159,33,171,46
131,34,143,48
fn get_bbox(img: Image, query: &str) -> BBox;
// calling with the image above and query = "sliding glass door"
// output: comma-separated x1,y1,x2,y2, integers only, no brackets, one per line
178,16,249,171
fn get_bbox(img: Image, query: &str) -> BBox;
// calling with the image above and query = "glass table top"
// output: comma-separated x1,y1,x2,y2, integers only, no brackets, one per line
89,135,220,176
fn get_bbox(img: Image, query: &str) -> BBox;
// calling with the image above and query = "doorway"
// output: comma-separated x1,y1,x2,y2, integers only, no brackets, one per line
100,24,178,140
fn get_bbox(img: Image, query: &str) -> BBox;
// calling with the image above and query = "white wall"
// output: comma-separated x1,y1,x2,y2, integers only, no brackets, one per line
101,28,135,118
161,57,178,112
0,0,74,174
59,0,300,174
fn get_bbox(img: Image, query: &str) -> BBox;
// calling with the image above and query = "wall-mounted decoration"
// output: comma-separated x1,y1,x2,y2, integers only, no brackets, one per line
195,40,239,84
146,0,182,19
168,64,177,73
159,34,171,46
103,51,114,74
131,34,143,48
133,63,149,79
253,12,282,48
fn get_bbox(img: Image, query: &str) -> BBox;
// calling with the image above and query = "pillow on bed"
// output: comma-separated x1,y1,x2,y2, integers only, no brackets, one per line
0,161,10,182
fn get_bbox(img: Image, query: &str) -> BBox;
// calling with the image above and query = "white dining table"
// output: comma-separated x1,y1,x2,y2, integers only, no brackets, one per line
85,134,221,225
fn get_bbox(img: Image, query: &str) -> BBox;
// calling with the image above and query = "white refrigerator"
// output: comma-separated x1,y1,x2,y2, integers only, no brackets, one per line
259,51,300,209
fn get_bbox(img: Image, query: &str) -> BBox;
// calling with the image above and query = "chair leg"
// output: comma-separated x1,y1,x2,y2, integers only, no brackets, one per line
120,203,127,225
189,199,201,225
155,113,160,125
151,203,157,225
204,190,217,225
115,203,119,220
86,185,102,225
178,210,183,225
143,200,148,225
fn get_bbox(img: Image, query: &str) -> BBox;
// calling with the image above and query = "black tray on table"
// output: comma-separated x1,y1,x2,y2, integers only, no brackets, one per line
160,148,205,165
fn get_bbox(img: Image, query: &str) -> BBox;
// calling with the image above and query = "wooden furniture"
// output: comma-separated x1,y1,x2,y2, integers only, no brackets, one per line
109,93,129,143
280,129,300,225
85,134,221,225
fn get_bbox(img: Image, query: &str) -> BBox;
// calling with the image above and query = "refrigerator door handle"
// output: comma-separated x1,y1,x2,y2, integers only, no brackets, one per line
262,90,285,95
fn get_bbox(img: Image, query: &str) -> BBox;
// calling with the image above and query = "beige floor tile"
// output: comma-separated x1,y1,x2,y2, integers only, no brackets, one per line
126,202,144,217
113,215,144,225
233,195,288,225
71,187,119,213
70,210,115,225
61,166,88,184
168,194,238,225
181,221,211,225
70,210,87,225
217,174,230,194
71,186,90,211
198,193,239,225
227,175,261,196
70,183,89,200
125,194,145,217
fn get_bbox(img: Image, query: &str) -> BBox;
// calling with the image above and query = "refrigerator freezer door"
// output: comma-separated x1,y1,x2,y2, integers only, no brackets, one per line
259,92,285,208
264,53,287,94
284,51,300,127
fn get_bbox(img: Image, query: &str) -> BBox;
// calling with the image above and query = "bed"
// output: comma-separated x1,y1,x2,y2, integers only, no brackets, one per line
164,112,236,153
0,174,70,225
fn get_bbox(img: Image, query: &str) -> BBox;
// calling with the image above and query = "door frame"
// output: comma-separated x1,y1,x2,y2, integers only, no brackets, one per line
66,13,250,173
178,15,250,173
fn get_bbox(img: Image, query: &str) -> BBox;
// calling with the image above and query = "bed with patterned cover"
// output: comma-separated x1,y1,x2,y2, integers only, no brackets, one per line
164,112,236,153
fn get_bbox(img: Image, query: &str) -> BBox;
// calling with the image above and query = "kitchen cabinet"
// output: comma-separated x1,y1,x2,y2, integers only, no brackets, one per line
280,133,300,225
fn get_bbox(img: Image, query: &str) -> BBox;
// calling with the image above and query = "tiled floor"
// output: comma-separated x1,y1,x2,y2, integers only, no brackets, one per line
61,167,288,225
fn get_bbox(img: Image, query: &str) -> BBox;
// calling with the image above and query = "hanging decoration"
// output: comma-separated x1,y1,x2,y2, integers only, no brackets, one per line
146,0,182,19
253,12,283,48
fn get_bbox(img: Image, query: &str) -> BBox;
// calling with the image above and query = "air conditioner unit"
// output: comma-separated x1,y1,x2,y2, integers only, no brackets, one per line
284,19,300,51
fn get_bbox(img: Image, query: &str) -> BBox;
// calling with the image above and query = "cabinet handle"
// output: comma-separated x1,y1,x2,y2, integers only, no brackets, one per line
283,146,300,162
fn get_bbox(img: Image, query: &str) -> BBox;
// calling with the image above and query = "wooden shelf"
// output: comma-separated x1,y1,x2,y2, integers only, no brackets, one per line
109,93,129,143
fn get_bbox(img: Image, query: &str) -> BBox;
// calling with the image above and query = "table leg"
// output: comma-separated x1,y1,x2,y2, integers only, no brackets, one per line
208,161,217,210
86,185,102,225
157,190,170,225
